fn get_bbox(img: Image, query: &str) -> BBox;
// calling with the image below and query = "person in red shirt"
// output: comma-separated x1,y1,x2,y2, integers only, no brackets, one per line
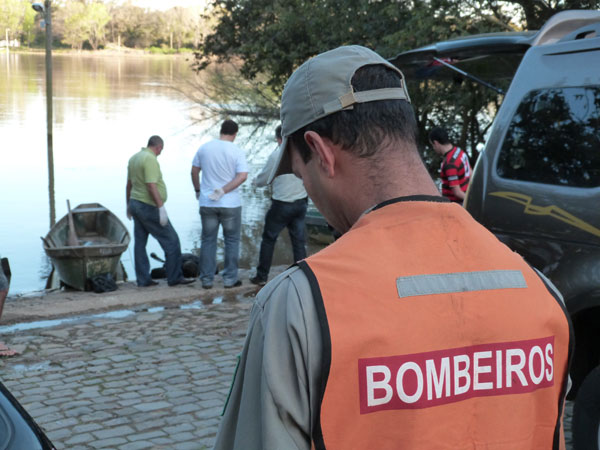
429,127,471,204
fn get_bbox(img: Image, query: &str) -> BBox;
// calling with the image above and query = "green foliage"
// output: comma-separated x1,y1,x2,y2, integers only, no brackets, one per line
1,0,208,51
197,0,418,94
86,2,110,50
20,1,37,46
196,0,598,168
0,0,22,33
106,3,157,48
0,0,35,44
62,1,87,50
148,45,177,54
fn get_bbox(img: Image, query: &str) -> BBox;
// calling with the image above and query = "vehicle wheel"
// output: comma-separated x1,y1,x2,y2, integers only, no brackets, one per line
573,364,600,450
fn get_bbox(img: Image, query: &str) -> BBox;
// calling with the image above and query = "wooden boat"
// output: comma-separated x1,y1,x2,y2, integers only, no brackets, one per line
42,203,130,291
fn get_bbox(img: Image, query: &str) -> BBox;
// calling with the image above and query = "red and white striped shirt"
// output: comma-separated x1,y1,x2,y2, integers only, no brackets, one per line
440,146,471,203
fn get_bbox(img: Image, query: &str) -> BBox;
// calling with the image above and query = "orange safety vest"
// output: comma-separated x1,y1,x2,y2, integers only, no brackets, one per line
299,197,572,450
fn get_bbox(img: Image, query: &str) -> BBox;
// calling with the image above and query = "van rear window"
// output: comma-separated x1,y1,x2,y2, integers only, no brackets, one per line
496,87,600,187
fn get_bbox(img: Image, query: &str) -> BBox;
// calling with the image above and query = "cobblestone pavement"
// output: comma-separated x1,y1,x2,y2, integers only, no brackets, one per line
1,294,575,449
1,296,253,450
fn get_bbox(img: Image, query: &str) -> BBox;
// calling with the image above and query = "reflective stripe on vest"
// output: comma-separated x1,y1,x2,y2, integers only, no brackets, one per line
301,198,572,450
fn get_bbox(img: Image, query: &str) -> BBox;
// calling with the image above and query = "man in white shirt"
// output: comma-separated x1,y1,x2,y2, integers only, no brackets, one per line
191,120,248,289
250,125,308,285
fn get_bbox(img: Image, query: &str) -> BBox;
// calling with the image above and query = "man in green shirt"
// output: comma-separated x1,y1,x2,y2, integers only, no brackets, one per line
126,135,193,287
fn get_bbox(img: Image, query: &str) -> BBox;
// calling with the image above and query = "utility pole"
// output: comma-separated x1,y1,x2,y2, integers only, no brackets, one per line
33,1,55,227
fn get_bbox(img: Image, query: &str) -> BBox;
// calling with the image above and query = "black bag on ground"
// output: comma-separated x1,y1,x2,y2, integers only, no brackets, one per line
150,252,202,279
88,273,118,293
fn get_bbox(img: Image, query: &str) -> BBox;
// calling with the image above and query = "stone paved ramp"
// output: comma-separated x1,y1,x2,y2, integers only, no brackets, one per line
1,298,252,449
0,273,575,449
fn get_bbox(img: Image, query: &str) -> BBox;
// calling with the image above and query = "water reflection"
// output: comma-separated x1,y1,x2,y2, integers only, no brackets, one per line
0,52,325,294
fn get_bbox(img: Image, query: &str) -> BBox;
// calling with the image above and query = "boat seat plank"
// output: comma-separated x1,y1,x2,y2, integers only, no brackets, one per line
73,207,108,214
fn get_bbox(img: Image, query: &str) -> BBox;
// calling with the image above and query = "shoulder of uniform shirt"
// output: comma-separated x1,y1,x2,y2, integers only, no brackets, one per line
254,266,311,311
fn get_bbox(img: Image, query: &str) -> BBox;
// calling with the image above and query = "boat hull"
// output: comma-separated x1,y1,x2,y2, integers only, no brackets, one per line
43,203,130,291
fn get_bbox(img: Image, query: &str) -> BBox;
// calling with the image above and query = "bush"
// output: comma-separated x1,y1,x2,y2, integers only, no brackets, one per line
147,45,196,55
148,46,177,55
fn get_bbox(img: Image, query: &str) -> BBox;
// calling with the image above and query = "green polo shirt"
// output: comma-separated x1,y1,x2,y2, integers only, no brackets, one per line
127,147,167,206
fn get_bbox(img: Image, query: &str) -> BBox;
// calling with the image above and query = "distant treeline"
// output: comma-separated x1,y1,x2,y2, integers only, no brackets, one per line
0,0,208,52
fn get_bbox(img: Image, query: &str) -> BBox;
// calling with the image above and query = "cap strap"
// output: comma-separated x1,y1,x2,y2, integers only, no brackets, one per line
322,87,410,115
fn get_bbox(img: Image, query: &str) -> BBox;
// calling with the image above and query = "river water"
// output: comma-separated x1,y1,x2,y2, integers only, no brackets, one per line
0,52,322,294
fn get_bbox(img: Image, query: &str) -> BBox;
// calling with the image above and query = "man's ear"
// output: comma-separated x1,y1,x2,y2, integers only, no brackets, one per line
304,131,335,177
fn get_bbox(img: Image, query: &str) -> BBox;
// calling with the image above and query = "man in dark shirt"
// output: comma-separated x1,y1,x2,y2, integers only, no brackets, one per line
429,127,471,204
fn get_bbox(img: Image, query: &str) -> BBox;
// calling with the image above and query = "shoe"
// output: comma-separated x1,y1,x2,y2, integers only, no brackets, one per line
169,277,195,286
202,283,213,290
249,276,267,286
139,280,159,287
224,280,242,289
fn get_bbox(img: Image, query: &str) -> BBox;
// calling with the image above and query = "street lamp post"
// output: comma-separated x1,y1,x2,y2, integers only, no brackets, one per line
32,1,55,227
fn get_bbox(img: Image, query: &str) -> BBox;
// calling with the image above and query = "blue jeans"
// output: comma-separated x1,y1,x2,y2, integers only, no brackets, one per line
199,206,241,287
129,199,183,286
256,198,307,281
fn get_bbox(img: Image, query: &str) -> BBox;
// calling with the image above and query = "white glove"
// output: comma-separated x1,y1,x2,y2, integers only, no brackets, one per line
208,187,225,201
195,190,200,200
158,206,168,227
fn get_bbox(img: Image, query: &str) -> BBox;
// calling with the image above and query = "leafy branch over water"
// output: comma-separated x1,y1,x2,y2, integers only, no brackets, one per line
173,61,280,140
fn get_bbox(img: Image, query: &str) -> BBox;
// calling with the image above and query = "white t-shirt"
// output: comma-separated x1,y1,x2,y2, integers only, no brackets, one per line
192,139,248,208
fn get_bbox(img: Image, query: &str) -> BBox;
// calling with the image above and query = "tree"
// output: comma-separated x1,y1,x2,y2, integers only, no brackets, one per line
197,0,418,94
195,0,597,168
160,7,193,50
0,0,21,37
86,1,110,50
59,1,110,50
176,62,279,135
107,3,154,48
61,1,88,50
20,0,37,46
187,5,207,49
0,0,37,45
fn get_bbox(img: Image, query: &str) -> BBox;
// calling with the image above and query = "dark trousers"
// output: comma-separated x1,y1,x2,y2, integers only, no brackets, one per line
129,199,183,286
256,198,308,281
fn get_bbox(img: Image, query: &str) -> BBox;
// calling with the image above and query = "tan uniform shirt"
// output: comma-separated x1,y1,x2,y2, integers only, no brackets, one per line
213,267,321,450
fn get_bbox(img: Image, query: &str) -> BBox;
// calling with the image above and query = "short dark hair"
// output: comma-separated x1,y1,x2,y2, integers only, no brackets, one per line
275,125,282,140
428,127,450,145
147,135,163,148
221,119,239,136
289,65,417,164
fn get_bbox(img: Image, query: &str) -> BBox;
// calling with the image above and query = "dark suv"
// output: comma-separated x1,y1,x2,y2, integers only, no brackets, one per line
393,10,600,449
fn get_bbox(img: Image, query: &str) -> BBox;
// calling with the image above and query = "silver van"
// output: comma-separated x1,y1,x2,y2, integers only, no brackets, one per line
392,10,600,449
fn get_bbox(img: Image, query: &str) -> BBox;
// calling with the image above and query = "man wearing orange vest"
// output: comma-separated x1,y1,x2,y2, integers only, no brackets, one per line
213,45,572,450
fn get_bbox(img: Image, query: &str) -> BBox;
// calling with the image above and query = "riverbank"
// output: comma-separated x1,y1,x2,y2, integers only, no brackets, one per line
10,45,195,57
2,265,287,326
1,276,255,449
0,262,576,449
